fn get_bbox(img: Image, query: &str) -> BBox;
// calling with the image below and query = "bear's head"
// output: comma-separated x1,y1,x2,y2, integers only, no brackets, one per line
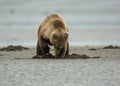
50,31,68,49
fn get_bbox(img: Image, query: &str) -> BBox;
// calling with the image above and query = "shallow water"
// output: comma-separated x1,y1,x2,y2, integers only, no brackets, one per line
0,0,120,47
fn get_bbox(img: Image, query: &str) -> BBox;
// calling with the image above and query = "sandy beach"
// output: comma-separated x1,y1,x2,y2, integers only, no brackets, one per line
0,46,120,86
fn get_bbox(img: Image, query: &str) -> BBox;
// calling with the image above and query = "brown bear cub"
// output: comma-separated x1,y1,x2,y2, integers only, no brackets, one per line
35,14,69,59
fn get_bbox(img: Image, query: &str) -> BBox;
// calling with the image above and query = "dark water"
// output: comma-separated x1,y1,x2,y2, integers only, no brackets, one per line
0,0,120,46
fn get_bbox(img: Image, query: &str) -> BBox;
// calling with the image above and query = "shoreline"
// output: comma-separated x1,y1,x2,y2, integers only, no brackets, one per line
0,45,120,59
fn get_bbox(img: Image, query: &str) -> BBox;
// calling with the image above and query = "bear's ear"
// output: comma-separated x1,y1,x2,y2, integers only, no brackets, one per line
64,33,68,40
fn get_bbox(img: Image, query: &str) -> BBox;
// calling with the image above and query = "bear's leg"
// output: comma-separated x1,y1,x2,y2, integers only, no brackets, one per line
42,44,50,55
33,39,52,59
32,41,43,59
36,40,43,56
55,47,66,59
66,42,69,55
38,39,50,54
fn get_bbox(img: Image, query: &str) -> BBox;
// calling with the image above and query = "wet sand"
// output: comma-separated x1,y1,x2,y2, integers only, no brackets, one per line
0,46,120,86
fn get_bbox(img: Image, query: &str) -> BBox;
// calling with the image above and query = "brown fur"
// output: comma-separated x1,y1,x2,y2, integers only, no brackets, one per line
36,14,69,58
